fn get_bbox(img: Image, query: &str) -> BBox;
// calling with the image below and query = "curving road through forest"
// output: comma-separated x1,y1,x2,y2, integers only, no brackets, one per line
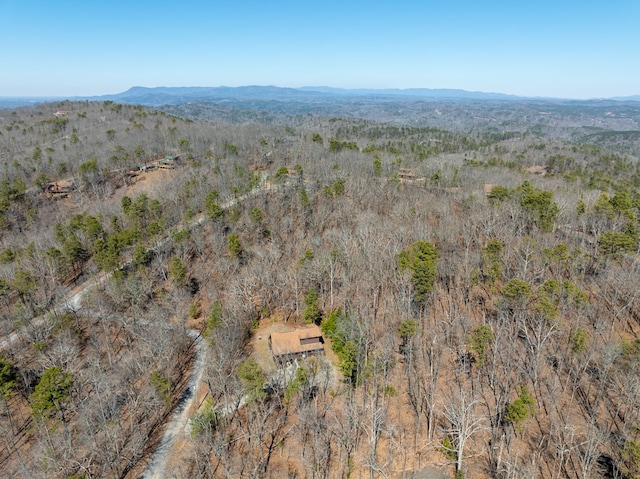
0,172,277,478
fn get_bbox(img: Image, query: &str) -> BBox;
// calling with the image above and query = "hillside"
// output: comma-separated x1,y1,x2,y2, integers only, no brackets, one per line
0,99,640,478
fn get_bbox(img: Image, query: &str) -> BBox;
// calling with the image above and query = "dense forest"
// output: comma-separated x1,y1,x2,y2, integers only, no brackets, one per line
1,98,640,478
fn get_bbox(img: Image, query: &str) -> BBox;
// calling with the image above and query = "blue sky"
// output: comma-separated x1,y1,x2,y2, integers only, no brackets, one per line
1,0,638,98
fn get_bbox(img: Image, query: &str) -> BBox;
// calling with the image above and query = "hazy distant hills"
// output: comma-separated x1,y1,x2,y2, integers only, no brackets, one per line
3,87,640,156
94,85,332,106
2,86,639,109
0,97,63,108
298,86,522,100
613,95,640,102
92,85,529,106
88,85,640,106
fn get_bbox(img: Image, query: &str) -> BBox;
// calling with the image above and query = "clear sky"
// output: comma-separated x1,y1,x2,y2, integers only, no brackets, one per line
1,0,638,99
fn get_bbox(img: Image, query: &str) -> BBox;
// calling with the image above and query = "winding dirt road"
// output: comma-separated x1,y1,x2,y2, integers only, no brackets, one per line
0,172,276,478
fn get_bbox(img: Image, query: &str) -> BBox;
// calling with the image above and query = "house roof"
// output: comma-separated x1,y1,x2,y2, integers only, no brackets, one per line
270,325,324,357
55,179,75,189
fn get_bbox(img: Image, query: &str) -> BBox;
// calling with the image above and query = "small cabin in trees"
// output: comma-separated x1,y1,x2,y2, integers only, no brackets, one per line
158,155,179,169
398,168,417,181
45,179,75,198
269,325,325,363
398,168,426,183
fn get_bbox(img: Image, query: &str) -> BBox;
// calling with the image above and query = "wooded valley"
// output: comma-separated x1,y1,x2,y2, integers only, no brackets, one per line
1,98,640,478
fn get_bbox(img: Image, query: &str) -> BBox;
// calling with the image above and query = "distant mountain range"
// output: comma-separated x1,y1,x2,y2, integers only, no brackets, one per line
299,86,523,100
612,95,640,102
2,86,639,109
89,85,543,106
85,86,640,106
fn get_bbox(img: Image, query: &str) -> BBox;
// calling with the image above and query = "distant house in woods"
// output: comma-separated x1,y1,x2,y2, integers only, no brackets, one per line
45,179,75,198
158,155,179,169
398,168,426,183
269,325,325,363
140,154,181,171
526,165,549,176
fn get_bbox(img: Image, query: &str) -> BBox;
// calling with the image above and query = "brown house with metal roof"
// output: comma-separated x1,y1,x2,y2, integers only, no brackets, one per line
269,325,325,363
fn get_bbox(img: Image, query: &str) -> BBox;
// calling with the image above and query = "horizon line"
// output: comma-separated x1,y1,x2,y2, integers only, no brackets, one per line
1,84,639,103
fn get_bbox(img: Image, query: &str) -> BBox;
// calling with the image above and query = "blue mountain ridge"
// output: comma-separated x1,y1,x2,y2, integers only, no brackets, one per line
2,86,638,109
